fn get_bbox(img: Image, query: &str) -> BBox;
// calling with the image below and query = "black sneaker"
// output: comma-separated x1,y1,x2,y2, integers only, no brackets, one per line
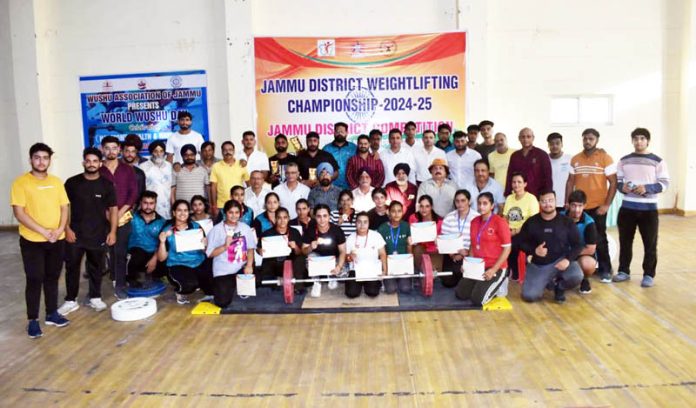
27,320,43,339
45,311,70,327
554,285,566,303
579,278,592,294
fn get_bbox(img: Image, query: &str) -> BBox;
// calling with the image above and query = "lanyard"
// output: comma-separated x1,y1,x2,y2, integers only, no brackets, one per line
457,210,470,234
476,215,493,249
389,223,401,251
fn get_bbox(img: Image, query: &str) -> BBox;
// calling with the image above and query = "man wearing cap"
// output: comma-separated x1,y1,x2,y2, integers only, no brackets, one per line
413,129,447,184
416,158,459,218
172,144,209,204
308,162,343,212
352,168,376,213
139,140,173,219
272,162,309,219
385,164,418,219
447,130,482,188
381,128,417,186
297,131,339,189
346,134,384,189
166,111,205,165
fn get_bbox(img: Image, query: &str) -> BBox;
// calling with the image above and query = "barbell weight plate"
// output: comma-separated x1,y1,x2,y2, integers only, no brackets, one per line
421,254,434,297
283,260,295,304
111,297,157,322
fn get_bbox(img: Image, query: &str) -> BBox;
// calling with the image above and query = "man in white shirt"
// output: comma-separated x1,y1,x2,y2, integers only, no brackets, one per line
237,131,270,178
165,111,205,164
244,170,272,218
463,159,505,214
272,162,309,219
413,129,447,183
139,141,174,219
381,128,416,186
403,121,423,149
446,130,482,188
352,168,376,213
547,132,572,209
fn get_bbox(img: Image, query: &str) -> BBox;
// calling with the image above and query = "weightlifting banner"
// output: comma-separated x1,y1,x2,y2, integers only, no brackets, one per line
254,32,466,153
79,70,209,152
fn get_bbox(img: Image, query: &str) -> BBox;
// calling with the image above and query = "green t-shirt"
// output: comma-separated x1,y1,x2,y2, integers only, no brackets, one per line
377,221,411,254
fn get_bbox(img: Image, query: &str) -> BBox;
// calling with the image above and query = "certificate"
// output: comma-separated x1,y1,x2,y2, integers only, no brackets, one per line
387,254,414,276
195,218,214,235
308,255,336,277
291,225,303,235
354,260,381,282
436,234,464,254
261,235,291,258
236,273,256,297
411,222,437,244
174,229,205,252
462,257,485,281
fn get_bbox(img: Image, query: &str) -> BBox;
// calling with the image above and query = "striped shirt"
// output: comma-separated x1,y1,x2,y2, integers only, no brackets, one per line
441,208,480,250
569,149,616,209
617,152,669,211
330,210,357,237
173,164,209,204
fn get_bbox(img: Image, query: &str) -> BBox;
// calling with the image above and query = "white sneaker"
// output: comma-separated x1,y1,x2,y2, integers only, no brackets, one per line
310,282,322,298
57,300,79,316
328,279,338,290
89,298,107,312
198,295,214,303
176,294,190,305
497,277,509,298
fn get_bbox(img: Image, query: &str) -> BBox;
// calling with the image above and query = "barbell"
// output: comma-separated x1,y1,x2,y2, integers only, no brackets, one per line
262,254,450,304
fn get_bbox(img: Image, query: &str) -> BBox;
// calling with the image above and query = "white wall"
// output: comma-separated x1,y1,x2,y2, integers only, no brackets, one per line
2,0,694,225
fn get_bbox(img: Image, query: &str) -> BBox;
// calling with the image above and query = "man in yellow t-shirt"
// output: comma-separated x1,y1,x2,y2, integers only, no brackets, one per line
10,143,71,338
487,132,516,188
209,141,250,219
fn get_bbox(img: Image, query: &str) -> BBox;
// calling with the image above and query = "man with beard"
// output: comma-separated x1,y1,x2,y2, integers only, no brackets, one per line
369,129,384,154
413,129,446,184
58,148,117,316
127,191,167,287
297,131,338,188
475,120,496,159
122,134,146,199
99,136,138,300
139,141,174,219
548,133,572,210
447,130,482,188
518,190,583,303
165,111,205,165
416,158,459,218
488,132,515,187
435,123,454,152
268,134,297,187
236,130,270,178
504,127,553,197
381,128,416,186
11,143,70,338
273,162,309,219
172,144,209,203
322,122,357,189
385,164,418,219
308,162,342,212
210,141,249,219
566,128,617,283
346,134,385,189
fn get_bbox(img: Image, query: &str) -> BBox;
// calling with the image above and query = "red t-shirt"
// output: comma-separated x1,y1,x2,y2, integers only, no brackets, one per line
407,214,442,253
469,214,511,269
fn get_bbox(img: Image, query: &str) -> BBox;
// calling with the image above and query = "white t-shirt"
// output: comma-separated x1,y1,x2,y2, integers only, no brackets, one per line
165,130,205,164
237,149,270,174
381,147,417,186
346,230,386,269
551,154,572,206
446,148,482,189
413,145,447,182
352,187,375,213
273,182,310,219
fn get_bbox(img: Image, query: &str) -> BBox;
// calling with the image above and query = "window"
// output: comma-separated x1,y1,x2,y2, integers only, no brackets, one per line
550,95,613,125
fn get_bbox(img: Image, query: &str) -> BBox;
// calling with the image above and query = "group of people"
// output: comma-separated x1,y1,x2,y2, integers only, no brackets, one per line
11,110,670,339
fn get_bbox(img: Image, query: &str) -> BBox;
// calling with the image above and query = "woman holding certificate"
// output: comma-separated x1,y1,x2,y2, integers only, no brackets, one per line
345,212,387,298
455,192,511,306
441,190,480,288
158,200,212,305
503,172,539,280
252,192,280,238
257,207,306,295
302,204,346,298
206,200,257,309
408,195,443,273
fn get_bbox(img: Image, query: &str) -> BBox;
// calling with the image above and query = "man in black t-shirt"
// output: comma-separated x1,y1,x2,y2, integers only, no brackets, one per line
296,132,339,189
58,148,118,315
268,134,297,187
518,190,583,303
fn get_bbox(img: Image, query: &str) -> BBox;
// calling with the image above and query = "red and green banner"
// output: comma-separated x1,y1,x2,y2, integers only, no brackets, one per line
254,32,466,153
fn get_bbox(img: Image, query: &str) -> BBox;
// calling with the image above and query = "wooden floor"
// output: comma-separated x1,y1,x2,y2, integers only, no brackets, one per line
0,215,694,407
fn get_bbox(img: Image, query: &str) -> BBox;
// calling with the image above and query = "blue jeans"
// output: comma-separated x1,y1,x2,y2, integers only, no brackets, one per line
521,259,583,302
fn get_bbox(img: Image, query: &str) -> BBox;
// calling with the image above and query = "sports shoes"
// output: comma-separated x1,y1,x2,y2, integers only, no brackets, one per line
579,278,592,294
27,320,42,339
310,282,322,298
554,285,566,303
327,279,338,290
45,311,70,327
641,276,654,288
89,298,107,312
612,272,630,283
198,295,215,303
599,272,612,283
57,300,80,316
114,287,128,300
176,294,190,305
